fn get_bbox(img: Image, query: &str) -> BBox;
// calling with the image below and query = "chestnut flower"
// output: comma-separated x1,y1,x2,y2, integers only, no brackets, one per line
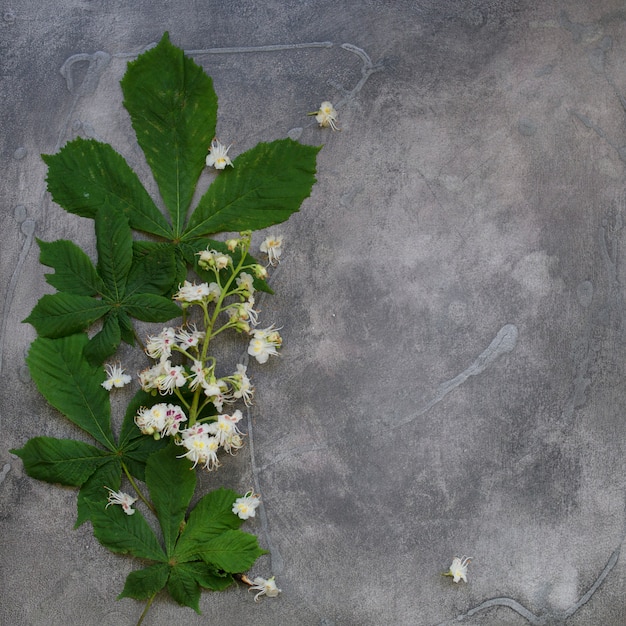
311,101,340,131
260,235,283,266
446,556,471,583
206,138,233,169
249,576,281,601
105,487,137,515
101,363,132,390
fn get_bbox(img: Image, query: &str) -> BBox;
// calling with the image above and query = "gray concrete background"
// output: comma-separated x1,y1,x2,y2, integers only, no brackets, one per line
2,1,626,624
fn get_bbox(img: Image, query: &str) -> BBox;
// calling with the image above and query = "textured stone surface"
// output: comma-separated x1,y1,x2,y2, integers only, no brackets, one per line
2,1,626,624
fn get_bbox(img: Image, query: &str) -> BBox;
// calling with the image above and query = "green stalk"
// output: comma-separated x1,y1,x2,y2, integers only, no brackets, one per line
136,592,157,626
122,461,156,515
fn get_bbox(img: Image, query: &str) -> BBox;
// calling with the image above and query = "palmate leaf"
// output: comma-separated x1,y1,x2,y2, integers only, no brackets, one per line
145,444,196,556
42,137,171,238
26,335,115,449
26,208,180,365
121,32,218,237
183,139,321,240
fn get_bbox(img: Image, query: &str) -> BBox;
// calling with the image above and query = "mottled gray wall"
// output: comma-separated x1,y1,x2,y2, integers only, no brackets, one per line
2,2,626,625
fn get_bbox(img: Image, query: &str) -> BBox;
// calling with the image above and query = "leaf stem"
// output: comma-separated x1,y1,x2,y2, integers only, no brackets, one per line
122,461,156,515
136,592,157,626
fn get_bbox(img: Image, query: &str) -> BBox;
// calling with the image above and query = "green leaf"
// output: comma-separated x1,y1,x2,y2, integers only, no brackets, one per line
122,293,181,323
10,437,109,485
42,137,171,238
184,562,234,591
122,437,169,483
95,205,133,301
83,310,122,366
121,32,218,236
117,309,136,345
76,457,122,527
26,335,115,449
184,139,321,239
87,499,167,562
174,488,244,562
193,529,266,573
146,444,196,556
167,564,202,613
118,563,170,601
23,293,111,338
38,238,104,296
126,242,177,296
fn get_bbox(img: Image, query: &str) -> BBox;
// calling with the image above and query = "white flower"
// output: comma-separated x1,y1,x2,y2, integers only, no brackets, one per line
158,360,187,394
232,490,261,520
314,101,339,131
174,280,213,303
197,249,232,272
236,272,255,295
448,556,471,583
176,324,205,350
226,297,259,327
249,576,281,601
101,363,132,390
260,235,283,266
178,427,221,470
145,327,177,360
188,360,207,391
161,404,188,437
206,138,234,169
105,487,137,515
207,411,244,453
135,403,168,437
248,325,282,364
138,360,167,392
232,363,254,405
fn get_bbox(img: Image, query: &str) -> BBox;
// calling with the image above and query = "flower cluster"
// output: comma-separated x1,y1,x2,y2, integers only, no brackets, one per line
135,403,187,439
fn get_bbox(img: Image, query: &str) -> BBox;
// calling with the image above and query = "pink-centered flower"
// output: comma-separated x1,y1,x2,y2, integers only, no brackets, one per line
105,487,137,515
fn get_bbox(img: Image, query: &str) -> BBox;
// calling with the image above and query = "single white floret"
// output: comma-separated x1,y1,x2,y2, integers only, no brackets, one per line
232,490,261,520
260,235,283,266
206,138,234,169
105,487,137,515
448,556,471,583
249,576,281,601
101,363,132,390
314,101,340,131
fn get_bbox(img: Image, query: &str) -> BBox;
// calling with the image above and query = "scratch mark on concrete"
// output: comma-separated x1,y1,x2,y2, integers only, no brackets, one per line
434,545,621,625
0,463,10,485
0,211,36,375
389,324,518,430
